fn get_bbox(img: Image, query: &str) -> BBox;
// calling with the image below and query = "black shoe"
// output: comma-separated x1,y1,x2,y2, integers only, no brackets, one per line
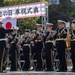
57,69,67,72
62,70,67,72
0,70,7,73
71,69,75,72
57,70,62,72
24,69,29,71
45,69,53,71
35,69,43,71
10,69,17,71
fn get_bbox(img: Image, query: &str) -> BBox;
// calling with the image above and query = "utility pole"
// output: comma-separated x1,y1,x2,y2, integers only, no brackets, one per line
42,0,48,30
42,0,60,30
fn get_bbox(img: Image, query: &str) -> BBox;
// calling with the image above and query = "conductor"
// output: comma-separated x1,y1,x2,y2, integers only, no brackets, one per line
0,21,13,72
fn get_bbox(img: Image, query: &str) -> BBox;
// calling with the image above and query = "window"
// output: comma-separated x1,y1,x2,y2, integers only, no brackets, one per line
71,0,75,2
48,0,60,4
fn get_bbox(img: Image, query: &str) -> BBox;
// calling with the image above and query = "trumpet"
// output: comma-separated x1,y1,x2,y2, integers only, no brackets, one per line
50,30,57,37
46,30,57,41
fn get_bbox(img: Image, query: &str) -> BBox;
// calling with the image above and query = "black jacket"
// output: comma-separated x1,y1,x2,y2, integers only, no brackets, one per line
0,27,13,39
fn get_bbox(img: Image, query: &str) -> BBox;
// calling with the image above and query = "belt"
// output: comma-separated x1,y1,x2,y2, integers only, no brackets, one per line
23,44,30,46
11,41,17,44
35,40,41,42
55,39,66,41
11,42,15,44
0,38,7,41
45,40,53,43
71,39,75,41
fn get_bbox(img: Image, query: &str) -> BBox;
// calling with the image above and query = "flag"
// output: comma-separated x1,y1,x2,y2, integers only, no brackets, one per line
2,18,17,30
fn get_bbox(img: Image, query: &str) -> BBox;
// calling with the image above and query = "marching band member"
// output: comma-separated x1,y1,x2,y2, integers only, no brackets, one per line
43,23,55,71
70,20,75,72
30,30,36,58
0,21,13,72
55,20,67,72
21,29,31,71
30,30,37,70
34,24,43,71
9,27,20,71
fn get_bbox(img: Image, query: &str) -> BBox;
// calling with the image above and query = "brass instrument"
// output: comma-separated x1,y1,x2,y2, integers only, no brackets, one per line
72,35,75,39
21,35,30,44
57,33,61,39
50,30,57,38
65,28,71,50
46,30,57,40
57,28,65,39
17,35,24,50
56,27,71,50
65,23,71,50
35,30,43,41
30,33,36,46
45,30,57,46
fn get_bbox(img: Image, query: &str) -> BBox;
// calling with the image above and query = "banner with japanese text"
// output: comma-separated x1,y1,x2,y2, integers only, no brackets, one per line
0,2,46,20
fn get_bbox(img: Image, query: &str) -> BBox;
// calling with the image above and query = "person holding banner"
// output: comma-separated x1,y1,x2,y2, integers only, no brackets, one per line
0,21,13,72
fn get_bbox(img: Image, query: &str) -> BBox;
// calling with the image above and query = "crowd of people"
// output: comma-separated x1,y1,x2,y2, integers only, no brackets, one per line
0,19,75,72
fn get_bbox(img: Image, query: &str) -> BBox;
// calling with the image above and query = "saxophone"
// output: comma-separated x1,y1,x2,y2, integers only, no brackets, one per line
65,27,71,50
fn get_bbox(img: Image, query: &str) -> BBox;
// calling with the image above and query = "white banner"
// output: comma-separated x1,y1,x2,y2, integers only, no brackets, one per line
0,2,46,20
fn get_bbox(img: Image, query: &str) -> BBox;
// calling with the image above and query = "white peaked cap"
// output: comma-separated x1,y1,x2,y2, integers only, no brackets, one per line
46,23,53,26
14,27,19,30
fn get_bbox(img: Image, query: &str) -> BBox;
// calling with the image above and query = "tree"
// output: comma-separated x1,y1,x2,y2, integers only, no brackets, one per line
0,0,4,7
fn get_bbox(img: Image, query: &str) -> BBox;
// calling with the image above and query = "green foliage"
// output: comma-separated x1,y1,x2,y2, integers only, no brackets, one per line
0,0,4,7
17,17,39,33
4,0,41,6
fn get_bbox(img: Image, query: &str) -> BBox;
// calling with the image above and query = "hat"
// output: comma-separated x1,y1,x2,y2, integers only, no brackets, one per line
25,29,30,32
72,20,75,23
36,23,42,26
58,20,65,24
46,23,53,26
32,30,36,33
13,27,19,30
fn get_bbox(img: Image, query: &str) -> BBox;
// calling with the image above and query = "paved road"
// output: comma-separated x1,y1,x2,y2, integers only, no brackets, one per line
0,71,75,75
